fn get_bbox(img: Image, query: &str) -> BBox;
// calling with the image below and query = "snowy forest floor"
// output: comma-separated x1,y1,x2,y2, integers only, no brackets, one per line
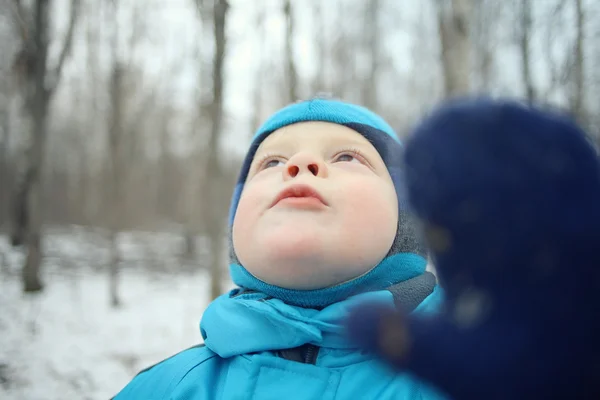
0,227,225,400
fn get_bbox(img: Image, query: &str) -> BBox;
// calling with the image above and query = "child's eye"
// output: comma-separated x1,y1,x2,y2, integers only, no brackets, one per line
263,159,285,169
334,153,361,163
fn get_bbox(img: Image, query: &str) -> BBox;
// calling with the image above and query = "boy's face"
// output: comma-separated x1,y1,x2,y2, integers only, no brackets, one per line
232,121,398,290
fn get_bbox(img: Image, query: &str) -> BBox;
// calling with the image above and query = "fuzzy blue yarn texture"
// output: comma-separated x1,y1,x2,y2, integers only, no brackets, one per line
345,97,600,400
227,98,429,308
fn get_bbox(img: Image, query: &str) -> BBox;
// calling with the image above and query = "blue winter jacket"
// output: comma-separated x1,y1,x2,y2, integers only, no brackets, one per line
113,279,447,400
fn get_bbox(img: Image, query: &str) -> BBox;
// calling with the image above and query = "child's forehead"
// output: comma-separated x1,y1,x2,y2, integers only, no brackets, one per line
256,121,375,153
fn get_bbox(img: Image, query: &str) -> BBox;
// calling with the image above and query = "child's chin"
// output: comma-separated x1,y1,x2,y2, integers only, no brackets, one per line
261,226,325,253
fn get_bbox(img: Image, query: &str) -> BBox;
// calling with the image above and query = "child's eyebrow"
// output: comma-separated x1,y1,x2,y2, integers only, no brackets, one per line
255,137,301,155
255,135,374,157
334,137,373,148
254,142,291,156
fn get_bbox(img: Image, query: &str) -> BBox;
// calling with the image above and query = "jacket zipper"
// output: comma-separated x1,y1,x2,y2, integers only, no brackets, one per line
303,344,319,365
231,291,320,364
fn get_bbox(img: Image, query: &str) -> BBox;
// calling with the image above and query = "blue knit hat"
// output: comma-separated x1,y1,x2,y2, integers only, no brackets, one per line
228,98,427,308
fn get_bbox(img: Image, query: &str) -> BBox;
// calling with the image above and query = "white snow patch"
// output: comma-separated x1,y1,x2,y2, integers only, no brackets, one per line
0,229,229,400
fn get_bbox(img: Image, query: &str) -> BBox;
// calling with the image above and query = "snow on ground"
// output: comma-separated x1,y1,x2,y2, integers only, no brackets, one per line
0,228,228,400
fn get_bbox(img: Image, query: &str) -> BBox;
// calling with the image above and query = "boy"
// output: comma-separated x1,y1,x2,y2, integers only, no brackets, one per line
113,98,447,399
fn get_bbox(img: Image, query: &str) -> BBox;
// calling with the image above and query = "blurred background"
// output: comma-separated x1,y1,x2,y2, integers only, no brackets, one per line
0,0,598,398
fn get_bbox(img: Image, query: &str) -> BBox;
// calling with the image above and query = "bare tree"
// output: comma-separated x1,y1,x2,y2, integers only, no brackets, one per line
311,0,328,94
194,0,230,300
519,0,535,102
588,5,600,140
571,0,585,123
437,0,472,97
104,0,158,307
540,2,569,100
79,0,102,226
330,5,357,100
283,0,298,103
0,106,7,228
107,66,125,307
183,0,214,262
105,0,127,307
471,0,502,92
207,0,229,300
0,8,13,230
362,0,381,109
0,79,9,232
249,7,266,134
310,0,355,99
9,0,80,292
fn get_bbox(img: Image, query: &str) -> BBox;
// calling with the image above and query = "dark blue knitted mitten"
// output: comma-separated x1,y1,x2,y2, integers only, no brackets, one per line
345,98,600,400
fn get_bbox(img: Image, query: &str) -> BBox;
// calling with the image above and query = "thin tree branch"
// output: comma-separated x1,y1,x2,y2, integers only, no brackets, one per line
283,0,298,102
9,0,29,41
571,0,585,123
47,0,81,97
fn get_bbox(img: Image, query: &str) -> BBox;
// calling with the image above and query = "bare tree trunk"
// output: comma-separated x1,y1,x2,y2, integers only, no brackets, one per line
362,0,381,109
331,13,352,100
108,230,121,307
206,0,229,301
539,3,569,100
311,0,327,94
519,0,535,103
437,0,472,97
106,1,123,308
83,0,102,225
0,97,8,229
21,110,46,292
10,0,80,293
12,0,51,292
179,124,197,261
471,0,499,92
181,122,200,261
107,62,123,308
183,229,196,259
571,0,585,124
0,8,10,231
283,0,298,103
249,8,266,134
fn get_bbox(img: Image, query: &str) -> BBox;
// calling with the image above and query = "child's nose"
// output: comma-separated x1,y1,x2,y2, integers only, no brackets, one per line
284,152,328,179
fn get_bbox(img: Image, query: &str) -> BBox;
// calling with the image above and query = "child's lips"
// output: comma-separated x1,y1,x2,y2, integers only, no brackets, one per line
270,184,328,208
276,197,326,209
